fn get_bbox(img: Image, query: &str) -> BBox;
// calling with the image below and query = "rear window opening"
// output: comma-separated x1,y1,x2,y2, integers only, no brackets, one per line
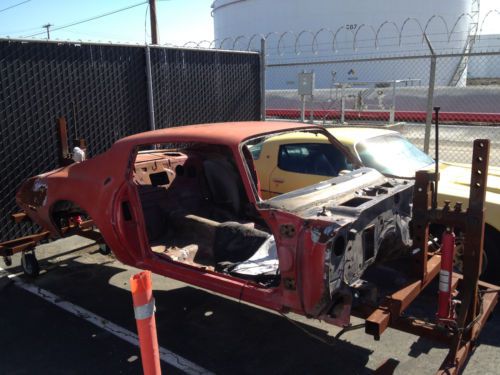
131,142,279,288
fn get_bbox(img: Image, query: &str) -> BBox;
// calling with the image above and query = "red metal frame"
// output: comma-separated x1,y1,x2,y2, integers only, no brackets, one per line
0,216,101,261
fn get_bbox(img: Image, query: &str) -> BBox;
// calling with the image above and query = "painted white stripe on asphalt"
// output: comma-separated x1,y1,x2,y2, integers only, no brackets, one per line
0,267,213,375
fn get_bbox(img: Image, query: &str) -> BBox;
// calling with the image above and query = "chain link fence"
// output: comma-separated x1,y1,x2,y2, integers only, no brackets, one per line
265,50,500,167
150,46,261,127
0,39,262,242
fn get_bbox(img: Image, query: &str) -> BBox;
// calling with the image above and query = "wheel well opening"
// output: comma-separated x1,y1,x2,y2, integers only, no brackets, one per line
50,200,90,230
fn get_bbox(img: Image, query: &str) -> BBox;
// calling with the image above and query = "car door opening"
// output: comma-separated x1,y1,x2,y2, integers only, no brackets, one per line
132,142,280,287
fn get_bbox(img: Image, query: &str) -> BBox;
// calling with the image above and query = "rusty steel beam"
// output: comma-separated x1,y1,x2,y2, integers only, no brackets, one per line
471,290,498,341
437,286,497,375
59,219,95,235
412,171,432,280
450,273,460,296
429,209,467,227
437,341,471,375
11,212,28,223
0,231,51,256
364,279,495,352
0,219,97,258
57,117,69,159
0,240,36,256
57,117,73,166
365,255,441,339
388,255,441,315
365,308,390,340
449,140,489,357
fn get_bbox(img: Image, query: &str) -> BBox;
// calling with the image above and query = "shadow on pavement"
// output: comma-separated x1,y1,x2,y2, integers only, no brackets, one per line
4,251,500,374
5,256,375,375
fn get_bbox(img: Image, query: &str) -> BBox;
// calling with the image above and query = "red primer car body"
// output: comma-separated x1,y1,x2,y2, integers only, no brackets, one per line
16,121,413,327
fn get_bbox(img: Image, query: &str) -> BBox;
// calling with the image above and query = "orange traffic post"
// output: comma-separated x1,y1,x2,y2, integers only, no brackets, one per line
130,271,161,375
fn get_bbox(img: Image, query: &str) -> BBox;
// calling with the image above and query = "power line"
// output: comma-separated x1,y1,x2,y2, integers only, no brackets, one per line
22,1,147,38
0,0,30,14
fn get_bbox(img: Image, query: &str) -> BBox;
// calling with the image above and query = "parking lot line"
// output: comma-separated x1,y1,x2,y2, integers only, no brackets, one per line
0,267,213,375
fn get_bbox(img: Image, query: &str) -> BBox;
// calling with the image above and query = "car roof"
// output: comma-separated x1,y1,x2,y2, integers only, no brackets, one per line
327,127,398,146
260,130,330,144
114,121,324,148
257,126,400,147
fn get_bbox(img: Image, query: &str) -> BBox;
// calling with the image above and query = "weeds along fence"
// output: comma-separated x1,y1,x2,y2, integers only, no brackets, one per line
0,39,262,241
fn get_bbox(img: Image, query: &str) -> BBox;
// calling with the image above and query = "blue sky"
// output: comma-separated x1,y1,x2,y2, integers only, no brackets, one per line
0,0,215,45
0,0,498,46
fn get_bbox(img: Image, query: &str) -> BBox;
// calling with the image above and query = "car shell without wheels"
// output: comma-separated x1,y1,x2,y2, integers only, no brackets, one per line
16,121,414,327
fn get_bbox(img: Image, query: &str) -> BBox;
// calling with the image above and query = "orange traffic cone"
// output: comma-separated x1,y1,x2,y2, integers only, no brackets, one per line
130,271,161,375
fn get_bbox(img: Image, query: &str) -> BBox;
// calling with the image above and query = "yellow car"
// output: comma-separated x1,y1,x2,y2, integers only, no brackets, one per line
249,127,500,282
250,131,358,198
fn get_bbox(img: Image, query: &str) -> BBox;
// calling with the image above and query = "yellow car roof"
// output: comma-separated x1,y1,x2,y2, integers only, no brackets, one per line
262,127,397,146
262,130,330,144
327,127,397,146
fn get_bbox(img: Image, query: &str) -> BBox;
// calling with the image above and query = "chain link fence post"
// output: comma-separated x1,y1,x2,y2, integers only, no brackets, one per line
260,38,266,121
145,45,156,131
424,34,437,155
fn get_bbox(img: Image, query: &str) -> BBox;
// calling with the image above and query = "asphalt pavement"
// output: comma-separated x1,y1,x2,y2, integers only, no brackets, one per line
1,236,499,374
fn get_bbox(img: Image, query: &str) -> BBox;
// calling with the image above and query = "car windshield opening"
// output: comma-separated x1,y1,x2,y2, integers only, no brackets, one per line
355,134,434,178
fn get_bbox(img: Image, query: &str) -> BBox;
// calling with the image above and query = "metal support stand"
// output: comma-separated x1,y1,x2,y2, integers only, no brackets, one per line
354,139,497,375
0,213,106,277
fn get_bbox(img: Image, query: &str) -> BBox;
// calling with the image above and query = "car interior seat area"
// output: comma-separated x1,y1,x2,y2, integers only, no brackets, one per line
133,143,279,287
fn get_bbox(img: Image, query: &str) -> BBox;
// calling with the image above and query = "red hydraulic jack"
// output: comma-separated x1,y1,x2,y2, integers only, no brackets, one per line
353,108,498,375
437,229,456,323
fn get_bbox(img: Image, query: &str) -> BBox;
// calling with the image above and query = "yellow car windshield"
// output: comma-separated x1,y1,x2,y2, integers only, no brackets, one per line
355,134,434,178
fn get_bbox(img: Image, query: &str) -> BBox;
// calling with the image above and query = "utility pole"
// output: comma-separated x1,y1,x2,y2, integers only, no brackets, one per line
42,23,52,39
149,0,158,44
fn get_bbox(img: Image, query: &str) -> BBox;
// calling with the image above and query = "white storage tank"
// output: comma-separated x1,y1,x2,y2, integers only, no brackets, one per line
212,0,474,88
468,34,500,80
468,2,500,80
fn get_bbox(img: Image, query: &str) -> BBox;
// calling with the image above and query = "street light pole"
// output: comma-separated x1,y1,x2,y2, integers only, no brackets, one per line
149,0,158,44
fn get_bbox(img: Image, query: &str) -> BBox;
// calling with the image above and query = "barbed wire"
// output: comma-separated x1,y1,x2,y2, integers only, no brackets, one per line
180,10,500,54
2,9,499,57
